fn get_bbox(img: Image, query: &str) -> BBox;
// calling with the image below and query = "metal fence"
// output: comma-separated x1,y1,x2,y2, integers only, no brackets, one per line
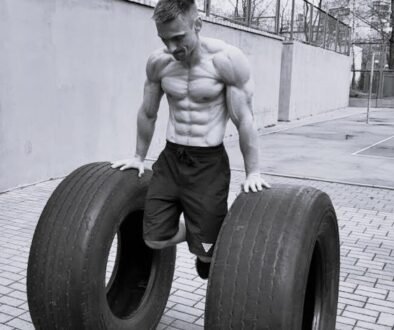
149,0,351,55
350,42,394,108
350,69,394,108
280,0,351,55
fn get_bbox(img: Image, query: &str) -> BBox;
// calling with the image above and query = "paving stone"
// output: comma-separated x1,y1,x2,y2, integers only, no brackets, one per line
342,311,377,323
0,304,25,317
172,290,204,302
344,305,379,318
164,309,198,323
156,322,168,330
336,315,357,326
194,317,204,326
168,295,198,307
377,313,394,327
8,290,27,301
159,315,176,326
6,317,35,329
355,321,393,330
170,319,203,330
336,323,354,330
0,296,25,308
172,303,204,317
19,311,32,323
0,313,14,324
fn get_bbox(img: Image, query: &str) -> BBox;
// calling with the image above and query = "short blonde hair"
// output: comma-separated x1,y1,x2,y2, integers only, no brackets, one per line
153,0,198,24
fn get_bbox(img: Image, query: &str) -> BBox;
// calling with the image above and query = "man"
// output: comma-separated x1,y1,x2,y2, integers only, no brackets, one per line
111,0,270,279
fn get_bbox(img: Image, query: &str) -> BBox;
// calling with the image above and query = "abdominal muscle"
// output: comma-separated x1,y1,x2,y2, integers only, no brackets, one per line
166,97,229,147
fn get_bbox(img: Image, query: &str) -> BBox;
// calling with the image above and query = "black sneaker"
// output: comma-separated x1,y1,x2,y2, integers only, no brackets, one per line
196,258,211,279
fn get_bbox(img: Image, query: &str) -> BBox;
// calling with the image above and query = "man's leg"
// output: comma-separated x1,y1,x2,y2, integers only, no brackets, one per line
179,147,230,278
143,147,185,250
144,217,186,249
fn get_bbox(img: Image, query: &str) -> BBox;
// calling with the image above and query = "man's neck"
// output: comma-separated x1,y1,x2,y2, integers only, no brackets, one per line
183,39,202,67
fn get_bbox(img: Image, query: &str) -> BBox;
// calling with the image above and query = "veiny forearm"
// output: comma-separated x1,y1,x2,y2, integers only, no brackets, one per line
135,107,157,161
238,119,260,176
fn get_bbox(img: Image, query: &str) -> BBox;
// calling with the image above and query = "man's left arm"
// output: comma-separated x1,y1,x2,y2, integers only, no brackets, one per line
215,47,270,192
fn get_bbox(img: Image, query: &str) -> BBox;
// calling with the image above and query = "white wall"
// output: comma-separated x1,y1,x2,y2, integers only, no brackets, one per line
279,41,351,121
0,0,283,191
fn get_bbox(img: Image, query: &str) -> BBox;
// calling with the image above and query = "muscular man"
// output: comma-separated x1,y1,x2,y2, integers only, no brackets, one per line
111,0,270,279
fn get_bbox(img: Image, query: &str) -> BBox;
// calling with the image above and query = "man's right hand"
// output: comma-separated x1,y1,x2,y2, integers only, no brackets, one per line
111,157,145,177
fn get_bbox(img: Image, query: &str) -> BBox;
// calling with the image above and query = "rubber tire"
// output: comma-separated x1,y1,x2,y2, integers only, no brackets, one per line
27,162,176,330
205,184,340,330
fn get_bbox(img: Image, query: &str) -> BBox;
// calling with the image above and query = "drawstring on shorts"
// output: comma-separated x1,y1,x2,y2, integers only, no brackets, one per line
176,148,196,166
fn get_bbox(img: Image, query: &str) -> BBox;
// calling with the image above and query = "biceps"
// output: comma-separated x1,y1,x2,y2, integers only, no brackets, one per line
141,79,163,119
226,84,253,127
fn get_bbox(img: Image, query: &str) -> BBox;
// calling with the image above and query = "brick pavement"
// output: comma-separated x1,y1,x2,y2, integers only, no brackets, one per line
0,171,394,329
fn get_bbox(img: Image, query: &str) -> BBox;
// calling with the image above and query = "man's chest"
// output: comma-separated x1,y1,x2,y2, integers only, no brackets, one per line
160,59,225,102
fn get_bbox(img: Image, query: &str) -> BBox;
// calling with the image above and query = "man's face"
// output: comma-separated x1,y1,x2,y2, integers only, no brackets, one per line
156,14,199,62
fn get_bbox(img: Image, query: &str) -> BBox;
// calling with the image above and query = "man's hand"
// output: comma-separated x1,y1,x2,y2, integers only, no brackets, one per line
111,157,145,177
243,173,271,193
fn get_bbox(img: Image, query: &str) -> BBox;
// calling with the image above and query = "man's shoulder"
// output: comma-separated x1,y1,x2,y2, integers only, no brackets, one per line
207,39,250,86
146,48,173,82
202,37,243,56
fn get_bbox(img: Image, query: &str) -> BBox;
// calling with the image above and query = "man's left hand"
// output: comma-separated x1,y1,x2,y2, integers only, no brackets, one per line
243,173,271,193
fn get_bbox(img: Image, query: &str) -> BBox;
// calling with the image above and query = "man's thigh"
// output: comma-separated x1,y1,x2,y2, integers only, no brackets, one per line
181,189,229,257
143,194,181,242
143,152,181,242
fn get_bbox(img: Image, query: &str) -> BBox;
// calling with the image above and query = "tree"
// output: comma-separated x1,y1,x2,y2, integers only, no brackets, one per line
321,0,393,69
390,0,394,68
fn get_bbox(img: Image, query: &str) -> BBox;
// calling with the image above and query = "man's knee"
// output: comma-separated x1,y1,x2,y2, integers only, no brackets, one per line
197,255,212,263
144,239,168,250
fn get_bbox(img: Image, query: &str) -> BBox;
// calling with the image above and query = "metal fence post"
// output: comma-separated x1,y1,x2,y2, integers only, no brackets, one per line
246,0,252,26
335,18,339,52
290,0,296,40
346,27,350,55
275,0,281,34
309,3,314,44
367,52,375,124
377,43,386,99
204,0,210,16
323,12,328,49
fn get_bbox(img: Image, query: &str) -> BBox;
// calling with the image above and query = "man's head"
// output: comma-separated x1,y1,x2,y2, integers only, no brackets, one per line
153,0,202,62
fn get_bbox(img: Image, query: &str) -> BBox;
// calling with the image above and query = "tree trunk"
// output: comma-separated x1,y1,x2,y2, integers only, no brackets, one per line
389,0,394,70
389,0,394,68
234,0,240,18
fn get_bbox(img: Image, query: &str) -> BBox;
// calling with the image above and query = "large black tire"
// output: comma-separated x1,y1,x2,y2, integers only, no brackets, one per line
27,162,176,330
205,184,340,330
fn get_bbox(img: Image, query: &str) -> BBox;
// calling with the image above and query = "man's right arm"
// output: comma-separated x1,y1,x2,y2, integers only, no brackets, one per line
135,76,163,161
111,52,165,176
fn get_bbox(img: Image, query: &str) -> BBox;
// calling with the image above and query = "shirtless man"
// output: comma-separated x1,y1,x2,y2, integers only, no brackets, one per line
111,0,270,279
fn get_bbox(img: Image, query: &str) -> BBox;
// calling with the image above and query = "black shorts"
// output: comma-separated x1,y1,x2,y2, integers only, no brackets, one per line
143,141,231,257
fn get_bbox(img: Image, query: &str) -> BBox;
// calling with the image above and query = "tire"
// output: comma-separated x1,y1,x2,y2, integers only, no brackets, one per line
27,162,176,330
205,184,340,330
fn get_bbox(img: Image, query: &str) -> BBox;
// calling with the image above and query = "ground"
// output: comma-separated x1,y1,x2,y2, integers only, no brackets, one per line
0,107,393,329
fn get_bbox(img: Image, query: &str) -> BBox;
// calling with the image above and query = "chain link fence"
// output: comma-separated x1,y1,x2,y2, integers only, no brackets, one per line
149,0,351,55
350,43,394,108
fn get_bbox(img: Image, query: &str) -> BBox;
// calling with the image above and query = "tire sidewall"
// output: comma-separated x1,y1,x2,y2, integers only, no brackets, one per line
71,170,175,330
283,192,339,329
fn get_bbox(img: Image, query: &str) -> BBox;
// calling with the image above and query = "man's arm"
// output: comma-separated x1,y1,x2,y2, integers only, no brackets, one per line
135,77,163,161
214,47,270,192
111,52,164,176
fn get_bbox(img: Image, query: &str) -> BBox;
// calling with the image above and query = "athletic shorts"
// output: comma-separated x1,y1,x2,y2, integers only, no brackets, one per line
143,140,231,257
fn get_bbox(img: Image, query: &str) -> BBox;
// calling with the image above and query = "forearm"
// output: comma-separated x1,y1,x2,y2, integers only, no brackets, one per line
135,108,157,161
238,119,260,176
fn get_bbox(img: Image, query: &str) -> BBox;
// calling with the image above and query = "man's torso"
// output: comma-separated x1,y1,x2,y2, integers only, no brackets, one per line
152,37,232,146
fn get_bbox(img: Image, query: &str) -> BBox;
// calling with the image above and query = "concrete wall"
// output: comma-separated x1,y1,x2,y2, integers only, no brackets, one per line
0,0,283,192
279,41,351,121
